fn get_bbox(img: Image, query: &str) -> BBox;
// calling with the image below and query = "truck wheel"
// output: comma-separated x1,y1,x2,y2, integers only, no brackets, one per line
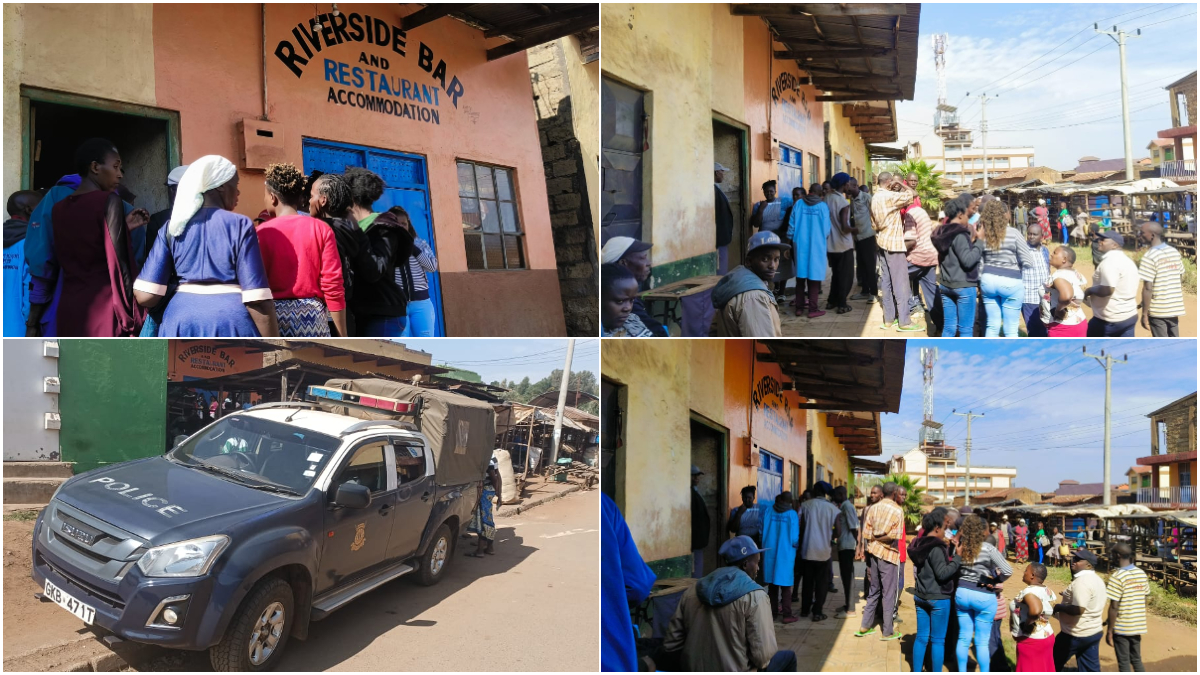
210,577,294,672
416,524,453,586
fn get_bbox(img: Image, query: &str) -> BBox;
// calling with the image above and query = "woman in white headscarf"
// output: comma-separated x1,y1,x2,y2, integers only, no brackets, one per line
133,156,279,336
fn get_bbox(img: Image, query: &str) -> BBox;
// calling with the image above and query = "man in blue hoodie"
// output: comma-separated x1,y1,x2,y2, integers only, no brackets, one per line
710,231,789,337
664,535,798,671
601,493,656,672
4,190,40,335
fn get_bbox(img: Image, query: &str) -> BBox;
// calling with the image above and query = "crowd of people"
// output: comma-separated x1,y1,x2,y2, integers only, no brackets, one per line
3,137,440,337
598,166,1187,338
602,477,1156,673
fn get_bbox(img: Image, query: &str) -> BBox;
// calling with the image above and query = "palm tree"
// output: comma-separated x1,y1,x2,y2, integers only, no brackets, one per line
880,472,926,529
884,159,945,213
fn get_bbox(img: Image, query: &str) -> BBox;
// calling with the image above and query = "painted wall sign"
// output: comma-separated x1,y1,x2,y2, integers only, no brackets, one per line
751,374,796,441
771,71,813,133
170,343,265,381
274,10,466,123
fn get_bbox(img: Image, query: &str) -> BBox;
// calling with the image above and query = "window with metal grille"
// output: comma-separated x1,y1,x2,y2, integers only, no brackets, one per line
457,161,525,270
808,153,820,187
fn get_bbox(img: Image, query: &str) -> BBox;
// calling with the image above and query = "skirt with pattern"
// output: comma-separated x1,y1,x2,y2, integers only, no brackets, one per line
275,298,331,337
468,487,497,540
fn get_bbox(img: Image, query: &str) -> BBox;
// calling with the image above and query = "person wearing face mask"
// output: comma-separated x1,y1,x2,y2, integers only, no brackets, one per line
50,138,150,336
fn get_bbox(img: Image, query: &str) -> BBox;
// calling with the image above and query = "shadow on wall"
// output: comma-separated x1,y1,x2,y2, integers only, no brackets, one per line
537,95,598,337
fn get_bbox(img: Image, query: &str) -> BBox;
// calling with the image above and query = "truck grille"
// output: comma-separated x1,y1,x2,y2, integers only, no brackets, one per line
40,500,147,593
38,551,126,609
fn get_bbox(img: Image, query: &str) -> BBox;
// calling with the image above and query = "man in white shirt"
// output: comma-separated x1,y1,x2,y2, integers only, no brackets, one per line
1052,549,1108,672
798,481,841,621
1084,231,1139,337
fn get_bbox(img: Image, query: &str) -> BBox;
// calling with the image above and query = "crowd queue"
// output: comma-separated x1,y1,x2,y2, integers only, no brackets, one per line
602,481,1155,673
599,167,1186,338
3,137,440,337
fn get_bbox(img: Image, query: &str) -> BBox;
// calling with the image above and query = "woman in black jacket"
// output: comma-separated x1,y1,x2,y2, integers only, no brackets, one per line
932,193,984,337
909,509,962,672
341,168,413,336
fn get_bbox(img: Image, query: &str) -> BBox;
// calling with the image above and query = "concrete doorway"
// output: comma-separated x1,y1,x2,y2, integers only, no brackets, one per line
27,97,174,215
713,120,746,269
690,417,726,577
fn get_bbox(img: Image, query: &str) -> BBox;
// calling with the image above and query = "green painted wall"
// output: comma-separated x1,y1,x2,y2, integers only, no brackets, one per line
60,341,168,472
650,251,718,287
646,553,692,580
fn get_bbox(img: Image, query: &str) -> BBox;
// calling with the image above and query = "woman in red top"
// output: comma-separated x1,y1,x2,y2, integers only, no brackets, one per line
256,163,347,336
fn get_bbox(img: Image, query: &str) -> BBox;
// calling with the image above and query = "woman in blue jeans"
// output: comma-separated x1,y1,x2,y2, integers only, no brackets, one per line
908,509,962,671
931,194,983,337
954,515,1012,671
977,200,1036,336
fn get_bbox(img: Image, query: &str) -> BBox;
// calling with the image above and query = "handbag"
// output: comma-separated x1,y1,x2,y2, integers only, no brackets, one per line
1038,535,1050,547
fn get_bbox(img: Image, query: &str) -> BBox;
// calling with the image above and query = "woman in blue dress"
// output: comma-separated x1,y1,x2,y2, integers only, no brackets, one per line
467,461,503,557
133,156,279,336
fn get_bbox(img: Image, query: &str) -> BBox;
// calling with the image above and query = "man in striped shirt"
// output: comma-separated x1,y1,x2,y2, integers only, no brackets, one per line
1022,224,1052,336
1137,222,1186,337
869,174,920,332
1105,543,1150,672
855,481,904,641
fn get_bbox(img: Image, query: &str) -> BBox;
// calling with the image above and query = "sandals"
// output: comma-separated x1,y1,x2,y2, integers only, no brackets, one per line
836,305,852,314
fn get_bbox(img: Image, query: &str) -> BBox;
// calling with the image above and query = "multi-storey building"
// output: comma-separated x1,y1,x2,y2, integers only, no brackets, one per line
889,441,1017,503
1135,392,1197,510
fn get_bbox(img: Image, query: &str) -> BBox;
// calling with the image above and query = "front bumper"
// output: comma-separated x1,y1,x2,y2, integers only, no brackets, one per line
32,510,220,649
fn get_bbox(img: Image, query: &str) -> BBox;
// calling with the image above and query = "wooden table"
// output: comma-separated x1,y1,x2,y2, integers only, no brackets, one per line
1165,231,1196,259
641,275,723,331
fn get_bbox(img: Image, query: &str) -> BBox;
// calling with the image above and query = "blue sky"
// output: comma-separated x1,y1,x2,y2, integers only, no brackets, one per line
396,339,599,385
882,339,1197,492
884,3,1198,170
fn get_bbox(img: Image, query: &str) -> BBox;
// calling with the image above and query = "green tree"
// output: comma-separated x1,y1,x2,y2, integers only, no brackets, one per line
884,159,945,213
880,473,926,528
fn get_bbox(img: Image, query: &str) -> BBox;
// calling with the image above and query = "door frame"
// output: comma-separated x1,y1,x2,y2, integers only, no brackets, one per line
300,137,444,336
711,115,750,269
20,85,182,191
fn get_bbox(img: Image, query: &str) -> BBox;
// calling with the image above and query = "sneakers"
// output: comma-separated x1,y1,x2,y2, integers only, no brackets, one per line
849,292,870,300
807,309,827,318
853,628,876,638
864,295,879,304
782,615,799,624
880,632,903,642
835,609,858,619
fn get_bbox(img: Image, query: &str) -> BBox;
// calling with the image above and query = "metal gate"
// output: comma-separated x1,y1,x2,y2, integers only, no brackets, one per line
601,78,644,243
758,449,784,503
301,139,444,336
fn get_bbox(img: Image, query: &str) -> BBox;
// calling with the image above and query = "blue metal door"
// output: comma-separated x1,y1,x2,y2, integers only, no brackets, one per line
301,138,444,336
758,449,784,503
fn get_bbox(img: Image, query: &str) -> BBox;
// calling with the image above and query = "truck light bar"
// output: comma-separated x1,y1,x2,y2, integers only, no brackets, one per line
308,386,415,414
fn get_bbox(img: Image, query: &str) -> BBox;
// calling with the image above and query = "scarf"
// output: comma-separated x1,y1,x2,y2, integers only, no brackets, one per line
932,220,970,256
168,155,238,237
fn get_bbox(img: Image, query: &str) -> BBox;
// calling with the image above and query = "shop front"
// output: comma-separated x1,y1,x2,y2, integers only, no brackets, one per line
4,3,598,336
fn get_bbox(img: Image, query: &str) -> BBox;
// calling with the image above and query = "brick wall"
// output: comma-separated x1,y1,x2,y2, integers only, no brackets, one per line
1151,396,1197,455
529,41,597,337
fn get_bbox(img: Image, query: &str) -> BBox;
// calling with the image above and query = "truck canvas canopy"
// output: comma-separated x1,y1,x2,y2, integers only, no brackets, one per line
321,378,496,486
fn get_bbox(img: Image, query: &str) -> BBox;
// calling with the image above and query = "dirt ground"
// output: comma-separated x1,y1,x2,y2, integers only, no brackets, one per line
3,491,599,672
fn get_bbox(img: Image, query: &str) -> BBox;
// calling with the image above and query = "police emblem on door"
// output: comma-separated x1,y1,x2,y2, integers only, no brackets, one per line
351,523,367,551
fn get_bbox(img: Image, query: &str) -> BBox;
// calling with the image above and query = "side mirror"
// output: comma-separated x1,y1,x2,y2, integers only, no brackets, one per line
334,482,371,509
173,435,189,448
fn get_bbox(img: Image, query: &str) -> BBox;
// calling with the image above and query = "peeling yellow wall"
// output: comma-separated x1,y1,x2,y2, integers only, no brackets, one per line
3,3,157,199
824,102,867,183
710,7,745,122
563,35,601,244
601,3,716,266
807,411,851,487
688,339,726,425
602,340,694,563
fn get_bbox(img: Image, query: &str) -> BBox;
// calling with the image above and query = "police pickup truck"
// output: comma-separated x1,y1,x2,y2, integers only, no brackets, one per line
32,380,496,671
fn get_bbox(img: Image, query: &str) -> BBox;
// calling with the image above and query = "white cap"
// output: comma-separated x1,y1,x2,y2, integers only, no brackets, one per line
714,162,730,172
601,236,652,264
167,165,190,186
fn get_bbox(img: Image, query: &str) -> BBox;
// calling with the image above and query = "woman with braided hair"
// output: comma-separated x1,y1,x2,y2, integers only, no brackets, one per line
309,172,371,336
256,162,346,337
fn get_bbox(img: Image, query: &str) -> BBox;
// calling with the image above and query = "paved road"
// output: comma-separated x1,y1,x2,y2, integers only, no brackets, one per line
5,491,598,672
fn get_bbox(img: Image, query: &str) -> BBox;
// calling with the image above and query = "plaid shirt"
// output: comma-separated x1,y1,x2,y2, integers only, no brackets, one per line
1023,245,1051,304
863,498,904,564
869,189,913,253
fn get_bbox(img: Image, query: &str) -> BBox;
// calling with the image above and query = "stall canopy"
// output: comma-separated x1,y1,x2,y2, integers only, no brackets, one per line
732,3,922,107
758,340,906,413
408,4,599,62
323,378,496,487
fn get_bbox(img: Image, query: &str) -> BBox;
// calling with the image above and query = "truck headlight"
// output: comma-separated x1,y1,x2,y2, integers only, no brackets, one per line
137,535,230,577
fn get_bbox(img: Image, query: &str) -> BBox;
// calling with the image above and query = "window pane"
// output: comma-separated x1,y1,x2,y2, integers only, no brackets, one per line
395,443,425,485
499,201,520,233
340,442,387,493
502,235,525,269
460,197,481,231
483,234,505,269
475,165,496,199
457,162,477,197
495,169,514,201
464,232,485,269
480,199,501,233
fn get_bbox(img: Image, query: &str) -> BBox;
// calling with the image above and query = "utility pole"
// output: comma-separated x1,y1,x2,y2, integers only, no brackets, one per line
549,339,577,467
1095,24,1142,180
952,409,984,506
1083,347,1127,506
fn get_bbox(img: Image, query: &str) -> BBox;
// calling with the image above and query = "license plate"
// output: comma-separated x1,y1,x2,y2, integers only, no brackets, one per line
44,579,95,625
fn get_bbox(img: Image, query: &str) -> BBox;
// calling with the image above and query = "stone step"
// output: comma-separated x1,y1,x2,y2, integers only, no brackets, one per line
3,477,67,505
3,461,74,479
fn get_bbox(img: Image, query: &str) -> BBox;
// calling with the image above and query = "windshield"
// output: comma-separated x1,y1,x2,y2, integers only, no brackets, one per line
169,415,342,494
